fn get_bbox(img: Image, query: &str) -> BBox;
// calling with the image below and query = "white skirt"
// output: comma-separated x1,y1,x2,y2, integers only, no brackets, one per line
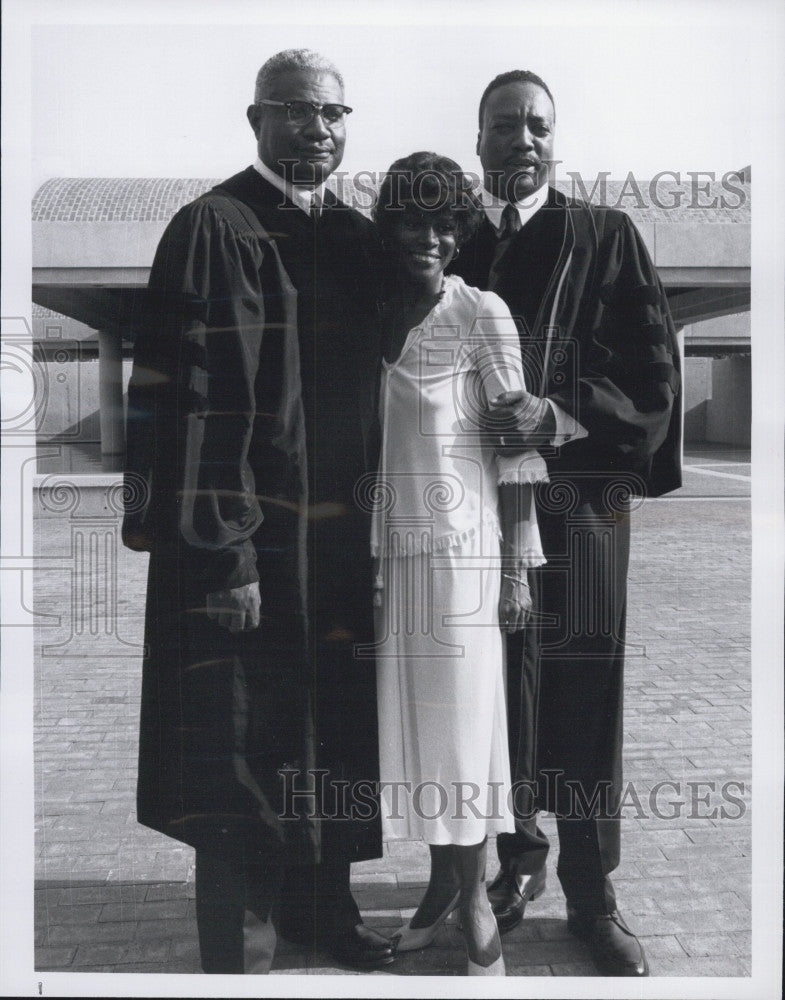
375,533,515,845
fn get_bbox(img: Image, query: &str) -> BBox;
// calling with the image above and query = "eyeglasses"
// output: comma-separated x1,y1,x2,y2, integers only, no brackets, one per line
256,99,353,126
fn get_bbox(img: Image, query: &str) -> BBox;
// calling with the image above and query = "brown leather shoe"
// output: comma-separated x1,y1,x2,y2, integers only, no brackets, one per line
486,865,547,933
566,907,649,977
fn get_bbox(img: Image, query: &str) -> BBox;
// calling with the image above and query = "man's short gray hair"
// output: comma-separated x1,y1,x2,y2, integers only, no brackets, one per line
254,49,344,102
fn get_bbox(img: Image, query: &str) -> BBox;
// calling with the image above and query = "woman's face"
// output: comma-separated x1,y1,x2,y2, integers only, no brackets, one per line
387,208,458,284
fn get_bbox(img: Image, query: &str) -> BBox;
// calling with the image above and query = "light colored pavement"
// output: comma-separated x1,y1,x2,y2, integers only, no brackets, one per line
32,448,752,978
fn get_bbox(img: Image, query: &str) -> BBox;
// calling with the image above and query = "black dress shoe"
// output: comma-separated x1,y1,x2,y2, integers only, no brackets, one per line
486,865,547,933
327,922,396,969
566,907,649,977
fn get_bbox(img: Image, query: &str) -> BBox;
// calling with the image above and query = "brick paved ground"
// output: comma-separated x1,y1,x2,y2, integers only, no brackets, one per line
32,448,752,980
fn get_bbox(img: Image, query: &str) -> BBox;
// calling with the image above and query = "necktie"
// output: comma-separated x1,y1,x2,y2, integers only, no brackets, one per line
489,203,520,289
309,190,320,220
499,202,521,238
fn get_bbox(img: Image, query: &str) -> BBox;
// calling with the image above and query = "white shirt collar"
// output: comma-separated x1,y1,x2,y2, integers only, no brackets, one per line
253,157,324,216
481,181,549,234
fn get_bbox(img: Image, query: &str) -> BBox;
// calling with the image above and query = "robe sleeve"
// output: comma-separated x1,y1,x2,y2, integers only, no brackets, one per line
550,211,681,478
126,199,267,593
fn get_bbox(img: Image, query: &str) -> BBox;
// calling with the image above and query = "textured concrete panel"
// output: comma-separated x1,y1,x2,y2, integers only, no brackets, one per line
654,224,750,267
33,222,167,268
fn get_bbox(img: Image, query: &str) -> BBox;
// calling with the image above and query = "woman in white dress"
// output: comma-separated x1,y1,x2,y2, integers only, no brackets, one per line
370,153,548,975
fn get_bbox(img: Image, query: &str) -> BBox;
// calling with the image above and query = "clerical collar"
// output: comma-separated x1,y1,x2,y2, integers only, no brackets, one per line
253,157,324,216
481,182,549,235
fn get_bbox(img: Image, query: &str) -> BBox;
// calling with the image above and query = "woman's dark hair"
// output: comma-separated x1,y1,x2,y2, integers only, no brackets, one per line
373,151,483,247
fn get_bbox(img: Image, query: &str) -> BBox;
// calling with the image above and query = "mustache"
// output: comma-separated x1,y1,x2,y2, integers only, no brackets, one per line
505,156,540,167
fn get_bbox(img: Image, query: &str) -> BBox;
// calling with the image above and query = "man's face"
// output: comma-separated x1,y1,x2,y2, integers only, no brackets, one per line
247,69,346,186
476,81,555,202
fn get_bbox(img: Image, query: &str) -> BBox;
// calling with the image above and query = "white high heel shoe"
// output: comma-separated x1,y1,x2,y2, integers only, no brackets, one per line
467,953,506,975
465,900,506,975
393,891,460,952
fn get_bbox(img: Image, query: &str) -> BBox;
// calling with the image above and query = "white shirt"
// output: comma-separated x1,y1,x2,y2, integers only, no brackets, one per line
481,181,587,445
480,181,549,235
253,157,323,216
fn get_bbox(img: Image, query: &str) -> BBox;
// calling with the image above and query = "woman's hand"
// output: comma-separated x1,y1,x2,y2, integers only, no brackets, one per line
498,573,532,633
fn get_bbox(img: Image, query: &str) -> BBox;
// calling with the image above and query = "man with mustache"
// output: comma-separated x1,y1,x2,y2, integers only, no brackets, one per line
451,70,682,977
124,49,392,973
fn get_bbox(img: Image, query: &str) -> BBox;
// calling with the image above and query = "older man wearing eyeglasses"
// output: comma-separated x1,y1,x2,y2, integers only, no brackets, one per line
124,49,391,974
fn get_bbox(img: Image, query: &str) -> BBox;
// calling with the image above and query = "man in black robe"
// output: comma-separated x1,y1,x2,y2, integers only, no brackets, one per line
451,70,682,977
123,48,392,973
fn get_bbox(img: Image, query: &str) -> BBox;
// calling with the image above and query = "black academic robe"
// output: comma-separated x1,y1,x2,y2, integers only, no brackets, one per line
453,187,682,498
451,189,682,906
124,167,382,867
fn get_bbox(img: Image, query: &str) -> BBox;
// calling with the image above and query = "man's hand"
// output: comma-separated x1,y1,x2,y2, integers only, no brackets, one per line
489,389,549,434
206,582,261,632
498,574,532,634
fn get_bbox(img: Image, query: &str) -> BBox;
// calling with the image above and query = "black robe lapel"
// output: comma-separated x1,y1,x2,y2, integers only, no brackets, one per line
492,197,569,335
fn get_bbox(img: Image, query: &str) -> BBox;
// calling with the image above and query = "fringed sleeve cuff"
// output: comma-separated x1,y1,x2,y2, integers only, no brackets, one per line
496,449,550,485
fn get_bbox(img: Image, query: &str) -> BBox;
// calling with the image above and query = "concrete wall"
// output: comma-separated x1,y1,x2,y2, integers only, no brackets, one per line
654,223,750,268
683,311,751,351
683,354,750,446
33,221,167,268
681,312,751,447
36,357,133,473
705,355,751,445
36,354,101,443
684,357,711,442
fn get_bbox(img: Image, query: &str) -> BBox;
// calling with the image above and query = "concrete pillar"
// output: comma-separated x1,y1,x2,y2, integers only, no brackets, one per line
677,326,686,465
97,329,124,471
